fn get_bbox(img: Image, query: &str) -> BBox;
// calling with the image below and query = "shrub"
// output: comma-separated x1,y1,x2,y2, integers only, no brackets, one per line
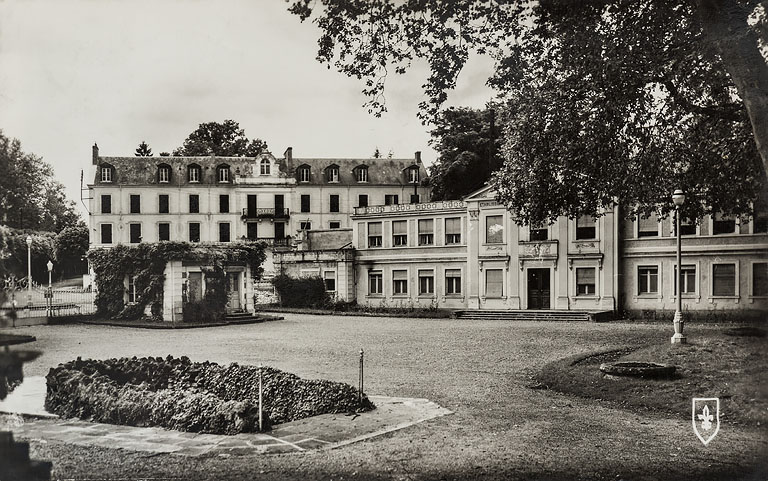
271,275,329,308
45,356,374,434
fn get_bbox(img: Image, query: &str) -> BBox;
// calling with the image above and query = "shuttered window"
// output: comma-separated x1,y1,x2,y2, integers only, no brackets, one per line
712,264,736,296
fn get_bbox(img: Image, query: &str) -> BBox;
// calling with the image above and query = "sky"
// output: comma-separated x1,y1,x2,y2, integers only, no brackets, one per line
0,0,495,217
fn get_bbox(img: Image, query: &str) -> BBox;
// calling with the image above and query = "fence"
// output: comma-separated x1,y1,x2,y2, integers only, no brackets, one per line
1,285,96,319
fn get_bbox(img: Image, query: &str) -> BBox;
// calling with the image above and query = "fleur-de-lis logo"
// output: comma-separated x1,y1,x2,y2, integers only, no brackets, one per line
697,405,713,431
692,398,720,445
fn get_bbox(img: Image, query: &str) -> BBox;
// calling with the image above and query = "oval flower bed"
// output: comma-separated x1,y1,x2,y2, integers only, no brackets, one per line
45,356,374,435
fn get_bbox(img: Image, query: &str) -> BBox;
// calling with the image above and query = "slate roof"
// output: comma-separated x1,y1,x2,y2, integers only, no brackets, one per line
291,158,428,186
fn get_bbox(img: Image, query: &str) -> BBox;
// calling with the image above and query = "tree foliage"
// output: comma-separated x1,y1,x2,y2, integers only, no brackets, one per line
173,120,268,157
288,0,768,224
0,130,80,231
428,106,503,200
135,141,153,157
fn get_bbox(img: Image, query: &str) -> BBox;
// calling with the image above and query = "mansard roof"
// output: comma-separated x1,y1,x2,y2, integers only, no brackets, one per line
291,157,428,186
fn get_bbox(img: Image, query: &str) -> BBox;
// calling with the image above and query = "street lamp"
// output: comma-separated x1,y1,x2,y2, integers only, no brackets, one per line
25,235,32,307
47,260,54,317
671,189,687,344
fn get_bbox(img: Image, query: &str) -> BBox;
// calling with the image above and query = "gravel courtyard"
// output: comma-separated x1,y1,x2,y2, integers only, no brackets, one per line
8,314,768,480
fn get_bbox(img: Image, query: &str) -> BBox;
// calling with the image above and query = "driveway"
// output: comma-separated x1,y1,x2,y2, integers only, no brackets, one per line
6,315,768,480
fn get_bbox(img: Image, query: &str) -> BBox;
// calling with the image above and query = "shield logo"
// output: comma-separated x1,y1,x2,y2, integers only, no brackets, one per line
692,398,720,445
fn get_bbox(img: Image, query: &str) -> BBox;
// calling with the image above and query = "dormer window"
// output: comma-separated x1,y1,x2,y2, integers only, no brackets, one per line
100,164,114,183
217,165,230,183
327,165,340,183
408,167,420,184
188,164,201,183
355,166,368,183
298,165,311,183
157,164,171,183
260,158,271,175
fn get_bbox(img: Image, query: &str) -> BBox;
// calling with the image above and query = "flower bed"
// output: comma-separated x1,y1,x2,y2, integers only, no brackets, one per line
45,356,374,434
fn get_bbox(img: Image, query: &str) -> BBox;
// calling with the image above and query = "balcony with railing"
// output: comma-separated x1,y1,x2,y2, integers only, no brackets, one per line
241,207,290,220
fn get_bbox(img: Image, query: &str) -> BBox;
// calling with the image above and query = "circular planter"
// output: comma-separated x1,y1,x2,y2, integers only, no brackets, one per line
599,361,676,379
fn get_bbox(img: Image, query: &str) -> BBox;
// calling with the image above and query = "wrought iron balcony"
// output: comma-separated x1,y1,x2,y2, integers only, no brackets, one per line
241,208,290,219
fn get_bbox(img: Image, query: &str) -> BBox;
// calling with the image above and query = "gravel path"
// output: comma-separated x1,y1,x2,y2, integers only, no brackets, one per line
7,315,768,480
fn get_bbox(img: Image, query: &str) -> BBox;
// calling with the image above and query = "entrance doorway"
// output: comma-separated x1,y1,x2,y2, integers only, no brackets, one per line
226,272,241,312
527,268,551,309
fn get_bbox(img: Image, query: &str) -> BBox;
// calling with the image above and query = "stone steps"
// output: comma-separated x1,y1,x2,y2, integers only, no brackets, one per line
453,309,610,322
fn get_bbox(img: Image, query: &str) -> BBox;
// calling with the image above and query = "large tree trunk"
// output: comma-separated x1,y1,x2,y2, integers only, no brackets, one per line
696,0,768,181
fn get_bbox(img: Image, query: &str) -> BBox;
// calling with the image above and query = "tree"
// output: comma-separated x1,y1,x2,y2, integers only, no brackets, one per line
54,222,89,278
173,120,268,157
288,1,768,224
0,130,81,231
135,141,153,157
429,106,503,200
373,147,382,158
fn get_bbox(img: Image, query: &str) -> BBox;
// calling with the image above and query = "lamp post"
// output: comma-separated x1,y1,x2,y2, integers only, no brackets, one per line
25,235,33,307
47,260,54,317
671,189,687,344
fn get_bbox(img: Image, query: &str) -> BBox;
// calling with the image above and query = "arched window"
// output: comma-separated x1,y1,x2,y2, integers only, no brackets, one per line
188,164,201,183
355,165,368,183
298,165,311,183
260,158,271,175
326,164,340,183
99,163,115,183
217,164,230,183
157,164,171,183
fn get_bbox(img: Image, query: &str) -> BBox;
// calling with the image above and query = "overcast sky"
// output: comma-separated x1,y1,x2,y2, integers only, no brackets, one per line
0,0,494,216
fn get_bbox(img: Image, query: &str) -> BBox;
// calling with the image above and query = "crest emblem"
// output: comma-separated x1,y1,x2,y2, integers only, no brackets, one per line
692,398,720,445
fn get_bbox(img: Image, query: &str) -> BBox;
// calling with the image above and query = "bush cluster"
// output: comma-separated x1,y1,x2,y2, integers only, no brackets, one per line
271,275,329,308
45,356,374,434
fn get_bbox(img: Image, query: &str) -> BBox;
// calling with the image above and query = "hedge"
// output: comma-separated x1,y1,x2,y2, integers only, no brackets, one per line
271,275,329,308
45,356,374,434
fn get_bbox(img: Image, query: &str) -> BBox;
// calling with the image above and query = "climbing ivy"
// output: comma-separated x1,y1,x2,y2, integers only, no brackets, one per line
88,242,266,320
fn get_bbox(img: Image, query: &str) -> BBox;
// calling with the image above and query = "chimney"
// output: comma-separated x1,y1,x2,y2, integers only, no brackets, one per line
284,147,293,163
414,151,422,163
92,143,99,165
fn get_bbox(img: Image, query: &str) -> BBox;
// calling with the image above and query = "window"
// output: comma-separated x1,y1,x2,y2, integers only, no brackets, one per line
576,215,596,240
393,220,408,246
754,199,768,233
100,165,113,183
486,215,503,244
712,264,736,296
189,194,199,213
129,223,142,244
100,224,112,244
638,266,659,294
530,225,548,241
260,158,270,175
368,271,383,295
713,212,736,235
418,219,434,245
158,164,171,183
324,271,336,292
188,165,201,183
445,217,461,244
356,166,368,182
327,166,339,182
298,166,310,182
189,223,201,243
753,263,768,296
418,270,434,295
637,214,659,237
158,195,169,214
300,221,312,231
101,195,111,214
485,269,503,297
393,270,408,294
410,194,420,204
385,195,399,205
158,222,170,241
408,167,419,183
130,195,141,214
673,265,696,295
680,217,696,236
368,222,382,247
217,165,230,183
219,223,230,243
358,195,368,208
446,269,462,294
128,276,137,304
576,268,596,296
301,195,311,213
330,195,340,213
219,195,229,213
247,223,258,240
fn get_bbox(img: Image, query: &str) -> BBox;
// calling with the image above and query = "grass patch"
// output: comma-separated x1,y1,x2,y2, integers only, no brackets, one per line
535,330,768,426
